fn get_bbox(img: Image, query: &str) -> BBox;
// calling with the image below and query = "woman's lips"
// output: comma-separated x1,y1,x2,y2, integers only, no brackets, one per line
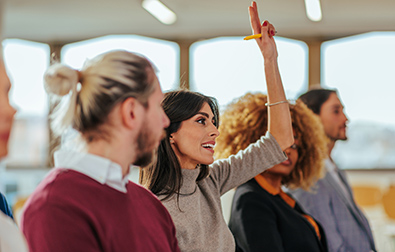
202,141,215,154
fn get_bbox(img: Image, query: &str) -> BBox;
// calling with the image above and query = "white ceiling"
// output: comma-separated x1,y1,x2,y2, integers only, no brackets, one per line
2,0,395,44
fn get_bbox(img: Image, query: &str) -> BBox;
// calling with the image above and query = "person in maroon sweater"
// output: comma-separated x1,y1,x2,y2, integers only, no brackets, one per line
21,50,180,252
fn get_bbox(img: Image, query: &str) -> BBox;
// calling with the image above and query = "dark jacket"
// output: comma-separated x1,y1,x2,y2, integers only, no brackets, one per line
229,179,328,252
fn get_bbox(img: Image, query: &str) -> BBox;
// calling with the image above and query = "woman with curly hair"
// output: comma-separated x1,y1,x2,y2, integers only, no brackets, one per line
215,92,328,252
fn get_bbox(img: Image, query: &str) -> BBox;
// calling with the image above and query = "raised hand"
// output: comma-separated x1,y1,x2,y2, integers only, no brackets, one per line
248,1,278,61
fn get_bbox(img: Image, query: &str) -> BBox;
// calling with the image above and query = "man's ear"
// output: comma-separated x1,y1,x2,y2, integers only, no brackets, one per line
120,97,141,129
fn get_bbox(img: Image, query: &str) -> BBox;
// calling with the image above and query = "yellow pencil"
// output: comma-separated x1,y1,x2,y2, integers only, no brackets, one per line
244,31,277,40
243,34,262,40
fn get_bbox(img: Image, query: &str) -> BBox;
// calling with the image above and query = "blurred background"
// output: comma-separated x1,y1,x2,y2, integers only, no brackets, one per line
1,0,395,250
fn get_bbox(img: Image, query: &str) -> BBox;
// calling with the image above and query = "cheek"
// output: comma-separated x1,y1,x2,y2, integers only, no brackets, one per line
291,150,299,164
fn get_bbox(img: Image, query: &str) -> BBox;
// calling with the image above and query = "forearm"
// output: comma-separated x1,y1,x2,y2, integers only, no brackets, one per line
264,58,293,150
213,132,287,195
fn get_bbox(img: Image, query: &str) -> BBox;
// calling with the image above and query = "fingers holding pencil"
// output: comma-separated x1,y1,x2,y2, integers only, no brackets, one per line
244,30,277,40
246,1,279,60
246,2,277,40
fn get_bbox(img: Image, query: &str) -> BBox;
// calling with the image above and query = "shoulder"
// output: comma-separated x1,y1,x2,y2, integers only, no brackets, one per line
23,168,107,214
289,176,334,209
234,179,261,196
291,173,331,195
127,182,164,205
127,182,174,219
33,168,99,195
233,180,272,206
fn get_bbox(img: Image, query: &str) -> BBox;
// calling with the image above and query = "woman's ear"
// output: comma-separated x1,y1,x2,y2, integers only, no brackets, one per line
169,134,175,144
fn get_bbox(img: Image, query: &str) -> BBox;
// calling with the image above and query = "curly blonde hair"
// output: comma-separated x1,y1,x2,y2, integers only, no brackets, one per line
215,92,328,190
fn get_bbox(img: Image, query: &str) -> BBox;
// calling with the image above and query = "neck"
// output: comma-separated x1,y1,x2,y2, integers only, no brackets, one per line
262,172,282,190
327,139,336,156
87,139,135,177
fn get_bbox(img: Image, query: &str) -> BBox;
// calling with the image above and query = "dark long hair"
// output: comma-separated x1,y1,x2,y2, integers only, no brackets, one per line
139,90,219,201
298,88,337,115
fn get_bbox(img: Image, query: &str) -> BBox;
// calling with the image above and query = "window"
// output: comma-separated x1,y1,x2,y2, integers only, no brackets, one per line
190,36,308,109
62,35,180,92
2,39,50,168
322,32,395,169
1,39,50,205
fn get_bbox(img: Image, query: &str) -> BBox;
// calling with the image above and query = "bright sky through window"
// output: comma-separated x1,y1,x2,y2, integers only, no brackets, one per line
190,36,308,109
322,32,395,127
62,35,180,92
2,39,49,118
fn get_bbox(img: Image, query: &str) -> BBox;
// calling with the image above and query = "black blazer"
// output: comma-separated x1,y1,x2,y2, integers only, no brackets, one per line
229,179,328,252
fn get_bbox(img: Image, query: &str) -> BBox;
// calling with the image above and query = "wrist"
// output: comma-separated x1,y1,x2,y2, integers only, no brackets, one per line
263,56,278,65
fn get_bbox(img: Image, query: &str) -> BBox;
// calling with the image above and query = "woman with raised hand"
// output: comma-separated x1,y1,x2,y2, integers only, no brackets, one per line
216,93,328,252
139,2,293,251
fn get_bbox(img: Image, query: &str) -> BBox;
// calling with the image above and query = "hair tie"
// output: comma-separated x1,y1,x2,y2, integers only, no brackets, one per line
77,70,83,83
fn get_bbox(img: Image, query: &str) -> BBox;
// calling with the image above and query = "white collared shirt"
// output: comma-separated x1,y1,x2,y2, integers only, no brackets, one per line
54,150,131,193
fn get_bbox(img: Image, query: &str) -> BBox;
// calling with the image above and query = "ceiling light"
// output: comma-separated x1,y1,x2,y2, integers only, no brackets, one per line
142,0,177,25
304,0,322,22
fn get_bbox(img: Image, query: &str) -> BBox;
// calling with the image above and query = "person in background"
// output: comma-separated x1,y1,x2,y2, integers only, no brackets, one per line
0,51,15,220
215,93,328,252
290,88,376,252
0,48,29,252
0,193,13,218
139,2,294,251
21,50,180,252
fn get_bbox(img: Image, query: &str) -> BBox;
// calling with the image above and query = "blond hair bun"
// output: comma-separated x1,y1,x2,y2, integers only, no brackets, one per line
44,63,79,96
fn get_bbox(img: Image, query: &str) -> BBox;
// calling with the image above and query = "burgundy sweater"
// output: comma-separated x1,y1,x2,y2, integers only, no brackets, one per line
21,168,180,252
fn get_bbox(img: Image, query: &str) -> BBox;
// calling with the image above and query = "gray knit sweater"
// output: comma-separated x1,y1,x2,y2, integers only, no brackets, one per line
160,132,287,252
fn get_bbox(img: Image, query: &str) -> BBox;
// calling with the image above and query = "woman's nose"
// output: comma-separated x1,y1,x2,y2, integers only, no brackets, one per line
209,123,219,137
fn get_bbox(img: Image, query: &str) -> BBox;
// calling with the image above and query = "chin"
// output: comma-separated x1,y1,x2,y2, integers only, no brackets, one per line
338,134,348,141
202,158,214,165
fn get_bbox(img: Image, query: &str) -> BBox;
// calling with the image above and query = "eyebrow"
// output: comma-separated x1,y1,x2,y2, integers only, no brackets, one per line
332,104,344,109
196,111,216,121
196,112,210,118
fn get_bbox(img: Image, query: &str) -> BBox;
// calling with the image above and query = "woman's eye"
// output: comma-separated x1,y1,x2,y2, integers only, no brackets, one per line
197,118,206,125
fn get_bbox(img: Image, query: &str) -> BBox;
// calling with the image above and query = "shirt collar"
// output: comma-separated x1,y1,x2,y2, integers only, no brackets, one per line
54,149,130,193
325,158,337,172
254,174,295,208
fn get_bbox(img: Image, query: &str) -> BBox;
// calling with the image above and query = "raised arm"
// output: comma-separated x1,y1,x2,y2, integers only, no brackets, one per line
248,1,293,150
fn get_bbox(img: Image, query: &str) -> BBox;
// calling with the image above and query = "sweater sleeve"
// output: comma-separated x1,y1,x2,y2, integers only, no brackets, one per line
229,189,285,252
211,131,287,195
